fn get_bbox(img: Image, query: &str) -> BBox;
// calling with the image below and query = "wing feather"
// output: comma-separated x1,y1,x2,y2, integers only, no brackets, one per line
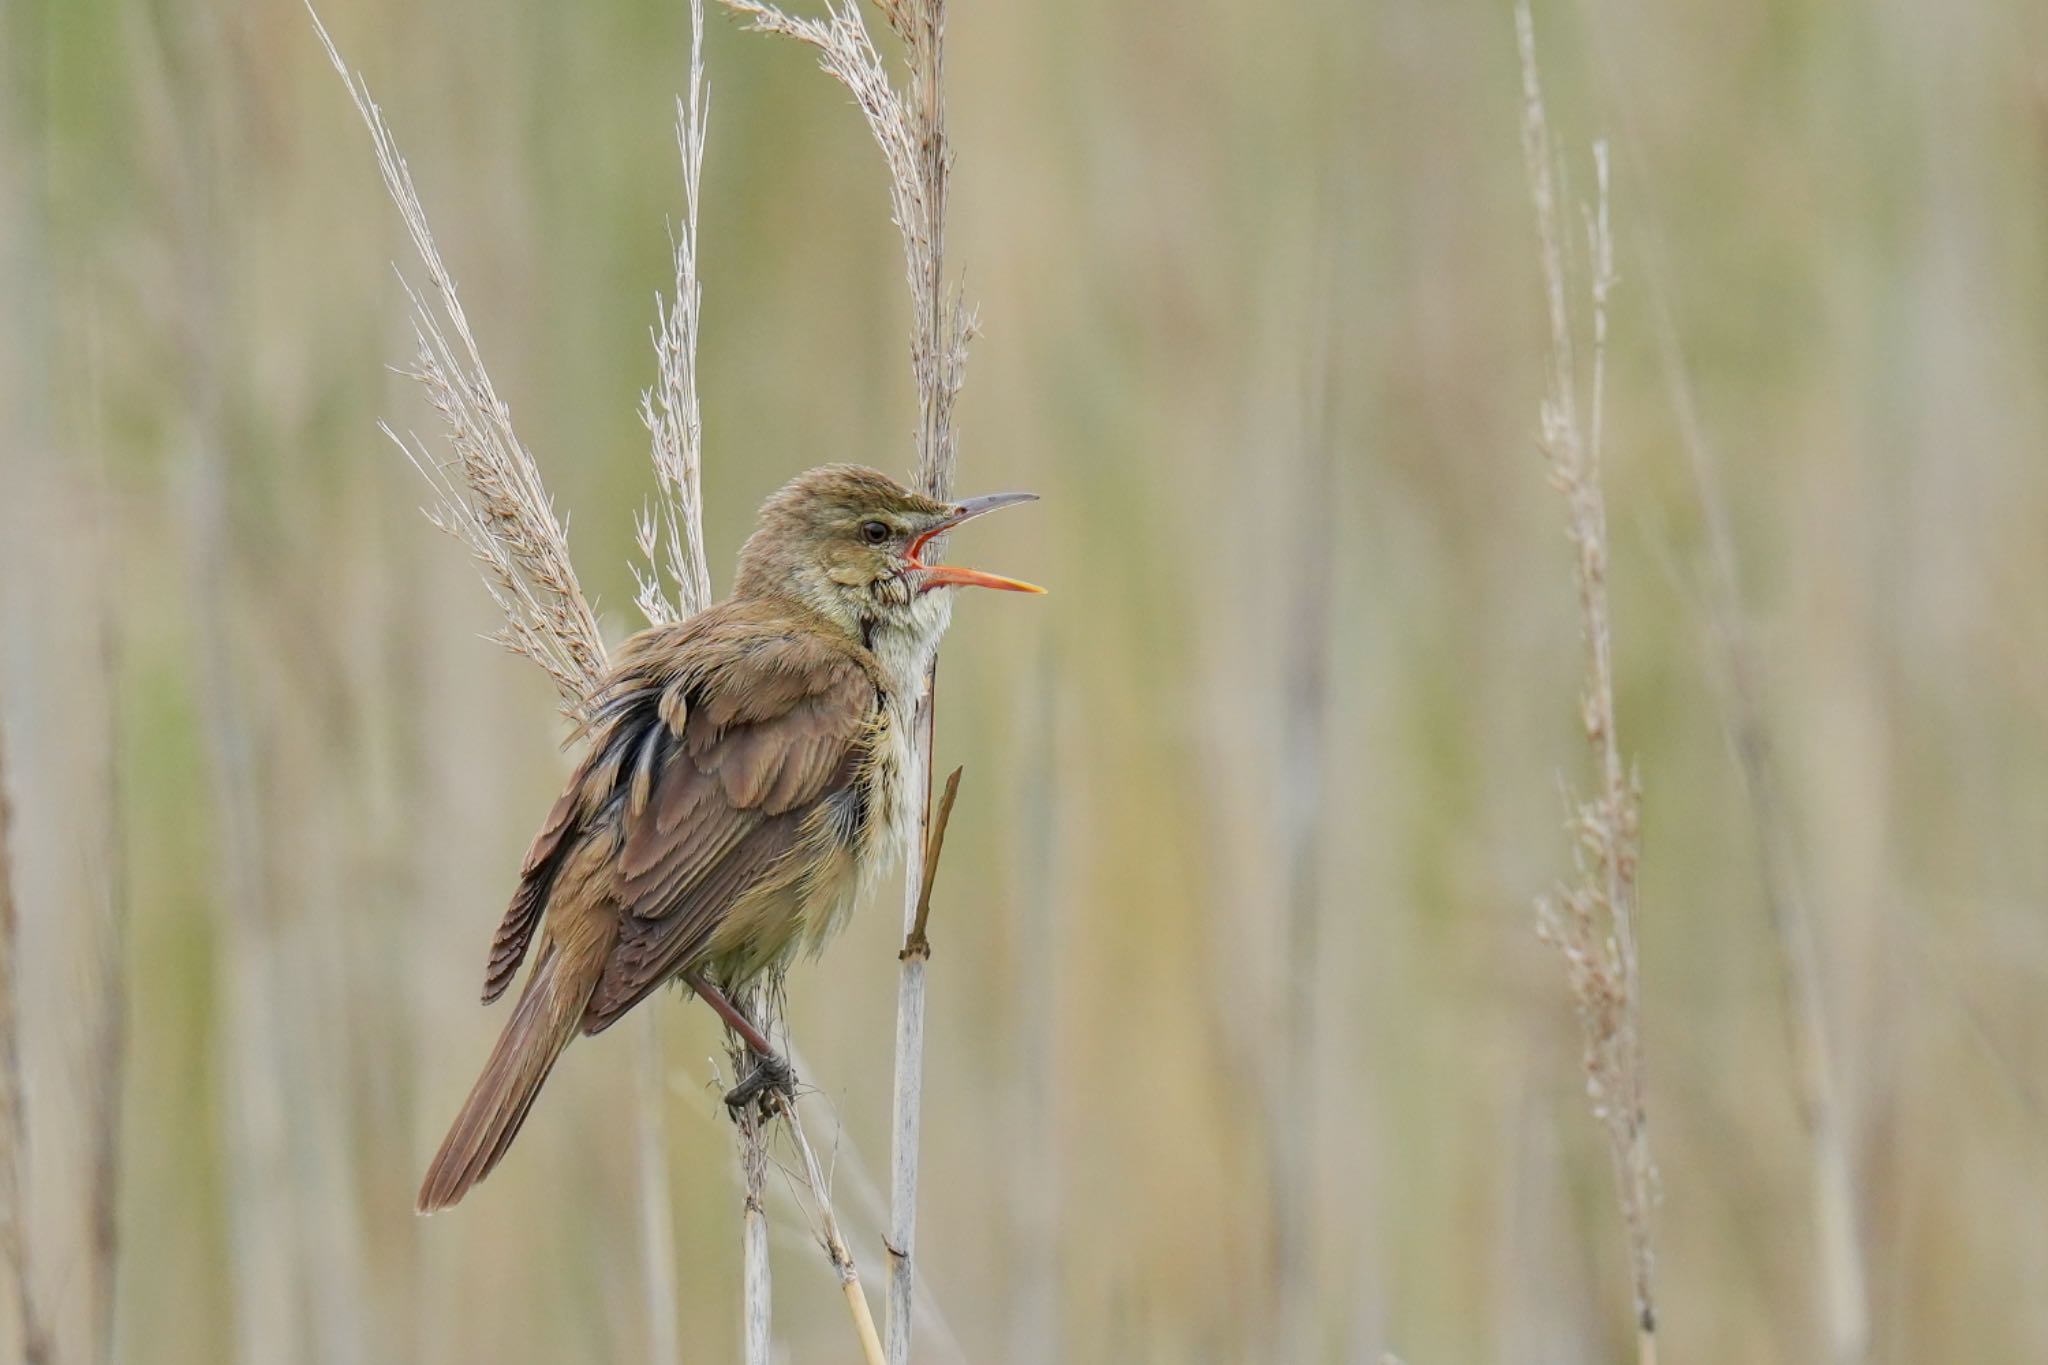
577,622,877,1031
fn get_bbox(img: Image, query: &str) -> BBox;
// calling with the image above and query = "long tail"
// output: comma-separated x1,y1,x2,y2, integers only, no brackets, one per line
417,942,595,1213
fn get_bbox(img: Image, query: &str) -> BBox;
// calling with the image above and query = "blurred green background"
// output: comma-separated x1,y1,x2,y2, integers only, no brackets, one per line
4,0,2047,1361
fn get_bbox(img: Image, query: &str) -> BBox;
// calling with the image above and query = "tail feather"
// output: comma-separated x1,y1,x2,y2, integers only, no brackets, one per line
418,944,594,1213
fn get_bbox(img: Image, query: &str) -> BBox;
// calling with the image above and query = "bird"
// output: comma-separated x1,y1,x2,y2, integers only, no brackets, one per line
416,464,1041,1213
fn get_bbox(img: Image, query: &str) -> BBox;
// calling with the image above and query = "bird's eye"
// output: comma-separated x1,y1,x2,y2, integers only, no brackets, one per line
861,520,892,545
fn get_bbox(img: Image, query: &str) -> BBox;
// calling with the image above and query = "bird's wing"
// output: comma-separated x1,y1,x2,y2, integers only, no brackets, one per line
580,628,877,1033
483,743,607,1003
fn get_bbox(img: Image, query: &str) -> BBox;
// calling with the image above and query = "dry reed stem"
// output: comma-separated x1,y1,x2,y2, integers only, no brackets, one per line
716,1023,889,1365
717,767,965,1365
1274,257,1339,1365
90,571,129,1365
636,1015,683,1365
0,720,50,1365
726,1038,774,1365
883,705,936,1363
713,5,970,1356
1515,4,1660,1358
769,1089,887,1365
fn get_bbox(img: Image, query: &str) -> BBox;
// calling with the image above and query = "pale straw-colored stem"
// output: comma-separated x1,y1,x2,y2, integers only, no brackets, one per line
735,1087,773,1365
635,1017,682,1365
1275,357,1336,1363
885,712,934,1360
89,569,129,1365
774,1091,886,1365
0,719,51,1365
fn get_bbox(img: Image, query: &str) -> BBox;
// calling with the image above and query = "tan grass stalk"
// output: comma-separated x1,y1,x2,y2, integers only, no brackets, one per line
773,1093,888,1365
90,571,130,1365
636,1016,684,1365
1273,267,1339,1365
1514,5,1661,1360
716,1012,889,1365
713,6,971,1357
0,719,50,1365
735,1088,773,1365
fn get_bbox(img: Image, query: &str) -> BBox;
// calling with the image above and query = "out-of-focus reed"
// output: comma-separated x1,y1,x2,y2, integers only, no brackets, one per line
1515,5,1659,1357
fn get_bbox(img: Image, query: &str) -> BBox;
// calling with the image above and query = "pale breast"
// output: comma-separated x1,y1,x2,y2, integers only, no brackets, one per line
750,608,940,973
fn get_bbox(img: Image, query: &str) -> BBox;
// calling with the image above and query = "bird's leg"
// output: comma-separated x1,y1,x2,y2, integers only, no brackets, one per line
684,970,797,1112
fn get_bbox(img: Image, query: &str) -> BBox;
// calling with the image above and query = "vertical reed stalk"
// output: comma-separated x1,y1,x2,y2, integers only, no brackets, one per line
769,1087,888,1365
1515,6,1661,1360
886,720,935,1363
90,561,129,1365
0,718,50,1365
737,1093,772,1365
635,1016,683,1365
1273,265,1338,1365
720,991,777,1365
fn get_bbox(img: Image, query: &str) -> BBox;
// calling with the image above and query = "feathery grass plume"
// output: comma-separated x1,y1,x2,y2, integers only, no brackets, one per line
713,5,970,1358
719,0,973,503
636,0,716,630
0,720,50,1365
1514,5,1661,1360
306,3,606,716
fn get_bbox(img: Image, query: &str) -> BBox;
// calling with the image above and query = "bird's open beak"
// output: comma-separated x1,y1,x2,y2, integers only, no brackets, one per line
909,491,1045,594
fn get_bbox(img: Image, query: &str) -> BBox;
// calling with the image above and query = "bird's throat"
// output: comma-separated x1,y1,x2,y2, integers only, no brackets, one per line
864,590,951,700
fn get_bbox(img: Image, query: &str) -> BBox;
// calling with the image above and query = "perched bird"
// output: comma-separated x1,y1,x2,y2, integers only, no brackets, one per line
416,464,1041,1212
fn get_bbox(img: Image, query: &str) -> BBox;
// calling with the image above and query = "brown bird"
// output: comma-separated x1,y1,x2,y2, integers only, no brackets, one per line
417,464,1041,1213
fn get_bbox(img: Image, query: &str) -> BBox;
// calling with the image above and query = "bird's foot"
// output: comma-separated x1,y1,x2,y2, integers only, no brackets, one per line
723,1052,797,1117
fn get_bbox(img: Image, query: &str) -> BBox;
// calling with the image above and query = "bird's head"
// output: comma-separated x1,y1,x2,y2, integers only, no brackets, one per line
735,464,1042,648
